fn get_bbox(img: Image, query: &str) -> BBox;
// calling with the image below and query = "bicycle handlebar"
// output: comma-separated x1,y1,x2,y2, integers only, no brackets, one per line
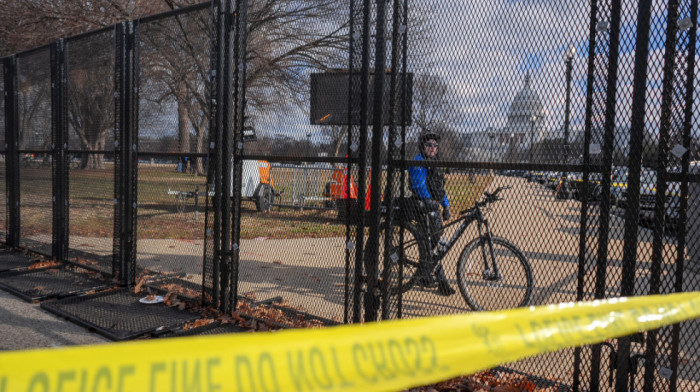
459,186,511,214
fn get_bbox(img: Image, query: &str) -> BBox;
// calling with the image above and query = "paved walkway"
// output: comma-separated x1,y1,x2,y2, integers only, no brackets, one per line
0,289,108,351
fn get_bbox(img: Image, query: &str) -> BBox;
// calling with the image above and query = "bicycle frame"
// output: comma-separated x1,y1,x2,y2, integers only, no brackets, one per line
422,204,502,281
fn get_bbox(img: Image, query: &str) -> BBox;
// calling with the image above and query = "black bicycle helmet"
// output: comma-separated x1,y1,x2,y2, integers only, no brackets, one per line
418,130,441,150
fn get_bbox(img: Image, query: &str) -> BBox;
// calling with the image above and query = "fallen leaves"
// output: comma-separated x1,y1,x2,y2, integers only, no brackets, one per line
163,291,187,310
134,277,146,294
72,257,99,266
158,283,201,299
182,319,216,330
28,260,60,269
410,370,560,392
236,299,325,330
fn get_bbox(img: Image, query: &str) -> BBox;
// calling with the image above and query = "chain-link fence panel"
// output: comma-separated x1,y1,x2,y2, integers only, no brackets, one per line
626,0,700,390
0,62,4,152
678,1,700,390
1,62,6,242
366,0,595,386
135,162,207,295
572,0,700,390
65,30,116,275
136,5,213,299
16,48,52,256
235,0,354,324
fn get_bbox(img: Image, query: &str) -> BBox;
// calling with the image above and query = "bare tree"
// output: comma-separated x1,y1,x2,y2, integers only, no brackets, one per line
1,0,353,170
139,9,210,174
0,0,168,56
17,53,52,151
409,73,463,160
321,125,347,157
412,73,458,133
0,0,181,169
246,0,350,110
67,35,115,169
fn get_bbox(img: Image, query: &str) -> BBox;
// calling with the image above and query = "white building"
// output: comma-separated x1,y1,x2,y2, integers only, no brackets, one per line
471,72,545,162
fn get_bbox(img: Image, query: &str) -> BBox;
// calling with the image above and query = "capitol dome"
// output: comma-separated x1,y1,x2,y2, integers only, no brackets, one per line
508,72,544,120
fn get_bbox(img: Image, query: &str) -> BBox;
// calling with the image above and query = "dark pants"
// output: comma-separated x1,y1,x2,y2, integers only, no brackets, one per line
424,202,448,283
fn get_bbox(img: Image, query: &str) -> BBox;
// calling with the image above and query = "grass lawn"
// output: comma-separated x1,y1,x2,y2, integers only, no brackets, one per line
13,162,493,240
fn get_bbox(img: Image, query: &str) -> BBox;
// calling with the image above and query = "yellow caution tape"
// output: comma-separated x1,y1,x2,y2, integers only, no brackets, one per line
0,292,698,392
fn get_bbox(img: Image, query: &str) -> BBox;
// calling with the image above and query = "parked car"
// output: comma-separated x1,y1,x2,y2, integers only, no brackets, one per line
562,172,603,201
610,167,628,207
613,168,681,228
545,171,560,190
530,171,547,185
615,168,654,209
527,171,544,182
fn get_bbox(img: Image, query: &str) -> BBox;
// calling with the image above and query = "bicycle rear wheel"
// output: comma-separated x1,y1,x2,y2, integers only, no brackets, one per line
457,236,533,311
379,220,429,295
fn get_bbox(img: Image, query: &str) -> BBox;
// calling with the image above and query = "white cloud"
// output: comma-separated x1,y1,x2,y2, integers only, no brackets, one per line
245,0,698,152
406,0,592,136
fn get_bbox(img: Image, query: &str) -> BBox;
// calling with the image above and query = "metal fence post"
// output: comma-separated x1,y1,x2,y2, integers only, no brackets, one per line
114,21,138,286
0,57,5,244
643,1,680,390
364,0,389,322
209,0,225,310
219,0,233,313
573,0,600,386
51,39,69,261
345,0,358,324
3,56,20,247
202,0,220,307
352,0,372,323
113,23,125,282
615,0,654,390
229,0,249,313
671,0,698,389
380,0,404,320
588,0,623,388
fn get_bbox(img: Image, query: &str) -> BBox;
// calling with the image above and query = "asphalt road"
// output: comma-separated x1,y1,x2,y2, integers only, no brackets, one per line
0,289,108,351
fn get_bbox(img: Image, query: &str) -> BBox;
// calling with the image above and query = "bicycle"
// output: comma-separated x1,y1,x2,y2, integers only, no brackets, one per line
380,186,534,311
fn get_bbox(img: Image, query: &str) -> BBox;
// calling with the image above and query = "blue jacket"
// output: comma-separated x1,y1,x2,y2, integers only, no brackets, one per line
408,153,450,208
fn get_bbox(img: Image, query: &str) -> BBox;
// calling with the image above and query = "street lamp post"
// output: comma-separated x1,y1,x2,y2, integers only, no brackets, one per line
487,127,494,161
563,44,576,166
487,127,494,175
529,115,536,163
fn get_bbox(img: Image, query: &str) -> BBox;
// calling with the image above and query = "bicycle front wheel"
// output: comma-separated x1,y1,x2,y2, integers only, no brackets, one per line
457,236,533,311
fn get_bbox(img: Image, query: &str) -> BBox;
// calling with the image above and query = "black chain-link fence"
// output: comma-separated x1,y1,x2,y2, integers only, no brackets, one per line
1,0,699,390
135,3,213,299
16,48,53,256
65,29,117,276
0,61,6,241
232,0,352,324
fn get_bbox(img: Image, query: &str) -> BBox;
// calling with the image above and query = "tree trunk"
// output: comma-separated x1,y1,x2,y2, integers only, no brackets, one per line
195,127,206,176
331,125,347,157
178,91,191,155
80,132,107,169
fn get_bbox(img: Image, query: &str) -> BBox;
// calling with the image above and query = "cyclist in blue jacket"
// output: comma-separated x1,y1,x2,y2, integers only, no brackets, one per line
408,130,455,296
